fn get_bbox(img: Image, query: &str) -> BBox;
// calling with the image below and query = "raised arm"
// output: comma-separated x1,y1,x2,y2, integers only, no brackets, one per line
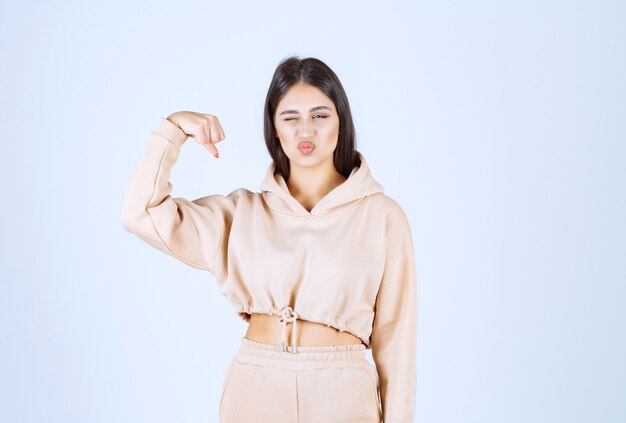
370,202,418,423
121,115,235,273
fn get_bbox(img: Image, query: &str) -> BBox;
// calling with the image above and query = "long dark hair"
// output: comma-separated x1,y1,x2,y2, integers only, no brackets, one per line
263,55,360,181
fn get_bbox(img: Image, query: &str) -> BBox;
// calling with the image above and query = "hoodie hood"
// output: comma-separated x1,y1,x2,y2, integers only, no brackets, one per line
260,151,384,217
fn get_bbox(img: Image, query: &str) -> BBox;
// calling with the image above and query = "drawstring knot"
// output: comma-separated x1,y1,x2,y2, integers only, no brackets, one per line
278,306,299,354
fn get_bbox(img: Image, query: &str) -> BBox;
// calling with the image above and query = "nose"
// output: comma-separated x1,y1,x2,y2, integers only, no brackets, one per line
297,119,313,140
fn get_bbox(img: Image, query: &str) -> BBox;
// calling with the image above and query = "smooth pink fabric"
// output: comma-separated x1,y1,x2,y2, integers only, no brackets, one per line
219,337,382,423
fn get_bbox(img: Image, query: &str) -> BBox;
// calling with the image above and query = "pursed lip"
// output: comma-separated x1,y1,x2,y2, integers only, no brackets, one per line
298,142,316,148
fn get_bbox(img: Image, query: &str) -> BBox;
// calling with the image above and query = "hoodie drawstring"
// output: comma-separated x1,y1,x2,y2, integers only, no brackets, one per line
278,306,299,354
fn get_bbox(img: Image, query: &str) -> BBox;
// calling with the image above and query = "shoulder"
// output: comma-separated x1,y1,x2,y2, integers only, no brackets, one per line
227,187,256,198
191,187,256,212
201,187,257,200
367,193,414,257
367,192,411,221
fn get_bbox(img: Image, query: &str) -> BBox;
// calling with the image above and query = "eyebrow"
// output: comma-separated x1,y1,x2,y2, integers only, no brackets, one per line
279,106,332,116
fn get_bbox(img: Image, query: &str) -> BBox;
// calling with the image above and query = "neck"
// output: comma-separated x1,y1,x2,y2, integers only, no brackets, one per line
286,158,347,212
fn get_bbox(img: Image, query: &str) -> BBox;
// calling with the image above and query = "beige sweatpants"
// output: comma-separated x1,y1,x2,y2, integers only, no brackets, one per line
219,337,382,423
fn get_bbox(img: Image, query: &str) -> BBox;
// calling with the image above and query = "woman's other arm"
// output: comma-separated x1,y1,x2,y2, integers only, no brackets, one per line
370,202,418,423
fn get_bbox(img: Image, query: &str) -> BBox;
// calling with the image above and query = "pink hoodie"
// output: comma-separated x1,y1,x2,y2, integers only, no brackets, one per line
122,117,417,422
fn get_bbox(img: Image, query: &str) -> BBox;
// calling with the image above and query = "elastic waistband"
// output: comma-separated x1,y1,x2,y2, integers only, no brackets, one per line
236,337,367,371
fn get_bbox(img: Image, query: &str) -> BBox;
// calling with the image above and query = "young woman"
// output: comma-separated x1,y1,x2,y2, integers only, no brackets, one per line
122,56,417,423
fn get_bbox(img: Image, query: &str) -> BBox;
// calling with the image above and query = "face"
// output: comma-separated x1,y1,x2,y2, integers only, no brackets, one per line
273,82,340,170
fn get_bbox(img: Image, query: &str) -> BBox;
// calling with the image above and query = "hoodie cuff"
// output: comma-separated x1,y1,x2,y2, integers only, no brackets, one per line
152,117,188,149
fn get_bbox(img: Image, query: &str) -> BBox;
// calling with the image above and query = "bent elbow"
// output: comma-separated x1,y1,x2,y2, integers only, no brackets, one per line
121,205,142,233
121,213,135,233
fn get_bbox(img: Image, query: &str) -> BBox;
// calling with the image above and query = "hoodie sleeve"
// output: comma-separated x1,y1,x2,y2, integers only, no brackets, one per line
370,203,418,423
121,117,234,273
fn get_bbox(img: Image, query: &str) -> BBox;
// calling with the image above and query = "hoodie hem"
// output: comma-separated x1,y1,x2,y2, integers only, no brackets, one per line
233,302,372,348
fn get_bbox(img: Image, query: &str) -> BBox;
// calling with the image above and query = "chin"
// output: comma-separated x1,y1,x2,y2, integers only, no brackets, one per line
294,154,335,169
290,156,319,167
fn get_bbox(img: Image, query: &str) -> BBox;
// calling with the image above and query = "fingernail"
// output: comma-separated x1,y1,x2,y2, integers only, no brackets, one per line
214,152,220,158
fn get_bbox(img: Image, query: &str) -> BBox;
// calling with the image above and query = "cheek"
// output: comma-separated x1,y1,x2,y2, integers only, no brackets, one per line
323,123,340,137
275,123,295,137
325,119,340,134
